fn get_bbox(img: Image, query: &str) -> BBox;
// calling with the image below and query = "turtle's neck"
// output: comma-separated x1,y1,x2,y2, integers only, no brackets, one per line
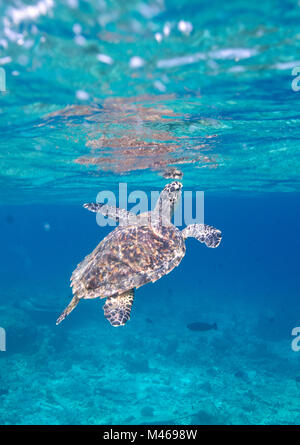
152,193,175,226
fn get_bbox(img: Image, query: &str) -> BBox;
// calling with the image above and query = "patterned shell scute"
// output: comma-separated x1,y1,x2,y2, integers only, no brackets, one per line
71,224,185,299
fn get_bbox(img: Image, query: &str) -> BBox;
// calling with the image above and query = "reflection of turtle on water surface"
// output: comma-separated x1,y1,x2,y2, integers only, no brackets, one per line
161,166,183,180
56,182,222,327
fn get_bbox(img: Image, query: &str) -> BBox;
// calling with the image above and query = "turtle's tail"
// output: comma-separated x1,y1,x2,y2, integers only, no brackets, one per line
56,295,80,325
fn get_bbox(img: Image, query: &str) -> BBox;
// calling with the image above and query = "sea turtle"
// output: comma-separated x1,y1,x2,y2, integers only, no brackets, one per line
56,182,221,327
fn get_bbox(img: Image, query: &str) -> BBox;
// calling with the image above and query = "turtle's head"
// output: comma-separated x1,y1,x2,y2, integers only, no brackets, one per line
161,181,182,208
153,181,182,224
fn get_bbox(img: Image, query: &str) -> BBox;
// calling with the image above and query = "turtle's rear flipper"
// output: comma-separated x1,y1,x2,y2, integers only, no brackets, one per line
103,289,134,327
56,295,80,325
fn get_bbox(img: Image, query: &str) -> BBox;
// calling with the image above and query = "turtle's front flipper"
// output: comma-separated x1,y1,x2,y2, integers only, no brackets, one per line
83,203,136,225
103,289,134,327
56,295,80,325
182,224,222,248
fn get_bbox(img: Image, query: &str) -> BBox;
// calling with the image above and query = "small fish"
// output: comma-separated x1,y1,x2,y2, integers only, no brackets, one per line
187,322,218,332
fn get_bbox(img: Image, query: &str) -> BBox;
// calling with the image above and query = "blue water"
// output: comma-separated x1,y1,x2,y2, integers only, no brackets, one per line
0,0,300,425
